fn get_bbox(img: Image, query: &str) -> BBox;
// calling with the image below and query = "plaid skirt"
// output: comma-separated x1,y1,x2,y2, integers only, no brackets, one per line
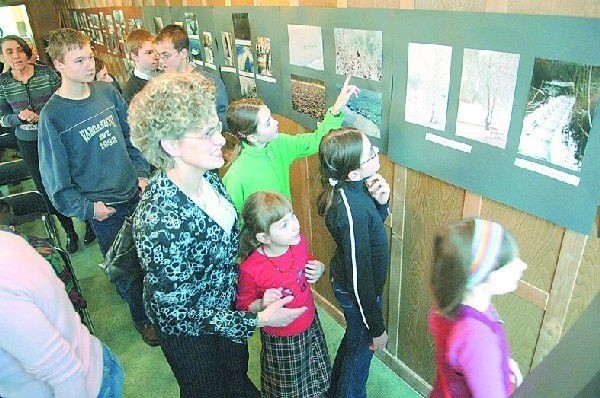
260,314,331,398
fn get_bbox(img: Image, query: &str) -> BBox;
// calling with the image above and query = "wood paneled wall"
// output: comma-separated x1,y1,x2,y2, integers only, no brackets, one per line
48,0,600,395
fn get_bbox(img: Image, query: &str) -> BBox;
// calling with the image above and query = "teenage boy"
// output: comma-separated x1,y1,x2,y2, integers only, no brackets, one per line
156,24,228,131
122,29,159,103
37,28,158,346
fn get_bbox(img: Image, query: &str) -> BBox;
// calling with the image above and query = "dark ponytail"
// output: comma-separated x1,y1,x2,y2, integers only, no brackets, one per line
224,98,264,166
317,127,364,216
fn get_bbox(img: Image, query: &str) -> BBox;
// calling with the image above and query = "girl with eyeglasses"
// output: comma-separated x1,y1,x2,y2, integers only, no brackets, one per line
317,127,390,398
236,190,330,398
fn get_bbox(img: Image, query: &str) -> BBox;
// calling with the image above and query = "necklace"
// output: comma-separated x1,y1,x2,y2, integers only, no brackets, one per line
261,244,307,294
261,244,295,274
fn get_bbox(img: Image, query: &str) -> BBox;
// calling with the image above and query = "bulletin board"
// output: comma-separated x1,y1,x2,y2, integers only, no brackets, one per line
385,11,600,235
138,6,599,234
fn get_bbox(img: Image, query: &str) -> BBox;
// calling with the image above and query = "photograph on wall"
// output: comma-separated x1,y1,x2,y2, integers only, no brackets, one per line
79,12,90,29
404,43,452,131
153,17,164,34
256,36,275,82
189,38,203,66
127,19,136,34
291,74,325,119
114,10,125,44
236,44,254,77
113,9,124,26
103,32,111,52
89,14,99,29
135,19,143,29
184,12,199,38
202,32,215,68
336,84,382,138
98,11,105,30
232,13,251,45
221,32,235,68
124,58,134,75
334,28,382,82
72,11,80,30
517,58,599,172
239,75,258,99
288,25,324,71
456,49,520,149
104,14,114,34
109,35,119,55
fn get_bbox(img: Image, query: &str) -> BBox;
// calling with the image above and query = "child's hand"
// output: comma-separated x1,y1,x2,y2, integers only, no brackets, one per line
366,174,390,205
262,288,283,307
370,330,388,351
509,358,523,387
305,260,326,284
331,75,360,116
94,201,116,221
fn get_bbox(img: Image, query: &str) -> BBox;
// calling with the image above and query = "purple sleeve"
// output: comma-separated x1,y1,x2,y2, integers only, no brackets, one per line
448,317,508,398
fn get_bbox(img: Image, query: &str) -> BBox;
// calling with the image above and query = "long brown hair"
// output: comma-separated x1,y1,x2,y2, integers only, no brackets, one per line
223,98,265,166
240,191,293,260
430,218,519,317
317,127,364,216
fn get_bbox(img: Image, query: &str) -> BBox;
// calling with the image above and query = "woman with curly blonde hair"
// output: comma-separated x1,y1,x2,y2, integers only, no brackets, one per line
128,72,306,398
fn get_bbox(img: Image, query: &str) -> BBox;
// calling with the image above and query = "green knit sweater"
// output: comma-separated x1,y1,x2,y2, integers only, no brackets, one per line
223,109,344,212
0,65,61,141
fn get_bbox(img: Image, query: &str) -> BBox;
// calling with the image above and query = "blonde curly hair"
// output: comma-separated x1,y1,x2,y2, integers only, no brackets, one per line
128,72,217,170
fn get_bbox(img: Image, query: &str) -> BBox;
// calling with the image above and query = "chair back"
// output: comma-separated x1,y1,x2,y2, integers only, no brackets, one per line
3,191,61,246
0,159,31,186
54,246,95,334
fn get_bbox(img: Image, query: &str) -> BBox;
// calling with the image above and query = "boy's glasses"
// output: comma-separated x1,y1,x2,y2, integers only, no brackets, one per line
360,145,379,165
157,50,179,60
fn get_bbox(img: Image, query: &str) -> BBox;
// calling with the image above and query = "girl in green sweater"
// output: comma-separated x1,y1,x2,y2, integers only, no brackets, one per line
222,76,359,213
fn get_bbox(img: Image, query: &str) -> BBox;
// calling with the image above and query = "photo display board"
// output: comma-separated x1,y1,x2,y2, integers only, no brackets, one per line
386,11,600,235
139,6,599,234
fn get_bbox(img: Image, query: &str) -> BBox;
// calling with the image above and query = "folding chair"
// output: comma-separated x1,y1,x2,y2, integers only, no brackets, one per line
0,159,31,186
3,191,61,248
55,247,95,335
0,127,19,151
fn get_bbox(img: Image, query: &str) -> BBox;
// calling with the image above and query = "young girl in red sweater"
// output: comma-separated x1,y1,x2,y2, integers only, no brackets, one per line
236,191,330,397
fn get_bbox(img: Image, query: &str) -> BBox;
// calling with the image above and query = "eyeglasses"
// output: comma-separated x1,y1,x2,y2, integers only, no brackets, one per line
182,121,222,140
157,50,179,60
360,145,379,165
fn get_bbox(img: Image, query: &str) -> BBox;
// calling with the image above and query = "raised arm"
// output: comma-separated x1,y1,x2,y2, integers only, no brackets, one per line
284,75,359,159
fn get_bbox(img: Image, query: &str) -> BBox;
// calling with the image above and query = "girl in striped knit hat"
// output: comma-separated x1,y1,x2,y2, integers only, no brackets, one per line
429,218,526,398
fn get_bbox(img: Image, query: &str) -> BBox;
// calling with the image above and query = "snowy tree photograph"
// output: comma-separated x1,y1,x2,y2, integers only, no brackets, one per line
404,43,452,131
456,49,520,149
518,58,599,172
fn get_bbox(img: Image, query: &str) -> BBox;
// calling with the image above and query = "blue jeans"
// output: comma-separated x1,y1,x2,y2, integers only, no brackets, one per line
90,195,149,328
329,280,382,398
97,343,123,397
